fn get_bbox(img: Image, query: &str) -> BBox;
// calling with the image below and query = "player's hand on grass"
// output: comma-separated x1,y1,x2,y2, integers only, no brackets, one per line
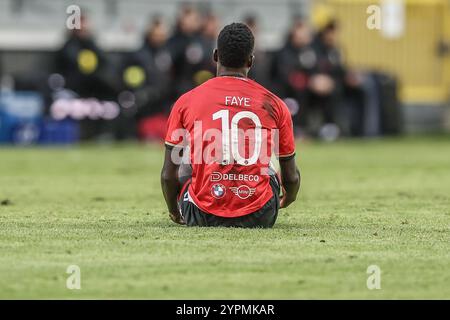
279,186,296,208
279,195,291,208
169,211,185,225
280,191,298,208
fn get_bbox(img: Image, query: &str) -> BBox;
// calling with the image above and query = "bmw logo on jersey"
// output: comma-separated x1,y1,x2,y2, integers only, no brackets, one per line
211,183,226,199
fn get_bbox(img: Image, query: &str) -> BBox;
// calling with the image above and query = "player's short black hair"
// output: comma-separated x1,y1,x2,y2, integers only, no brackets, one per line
217,22,255,68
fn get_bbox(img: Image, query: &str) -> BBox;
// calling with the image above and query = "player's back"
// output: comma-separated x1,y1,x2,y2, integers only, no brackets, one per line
165,76,294,217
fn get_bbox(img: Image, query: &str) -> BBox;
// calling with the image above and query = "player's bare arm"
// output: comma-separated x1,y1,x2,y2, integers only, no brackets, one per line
161,145,185,225
279,157,300,208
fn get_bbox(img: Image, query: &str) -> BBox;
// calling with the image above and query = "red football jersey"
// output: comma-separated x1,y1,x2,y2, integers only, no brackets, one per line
165,76,295,217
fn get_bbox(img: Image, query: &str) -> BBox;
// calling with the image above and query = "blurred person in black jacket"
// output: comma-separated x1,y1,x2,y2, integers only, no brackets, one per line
121,16,172,117
244,14,271,87
120,16,173,141
167,5,209,97
307,20,346,139
55,13,120,140
313,20,368,138
273,20,316,132
197,13,220,77
56,13,117,100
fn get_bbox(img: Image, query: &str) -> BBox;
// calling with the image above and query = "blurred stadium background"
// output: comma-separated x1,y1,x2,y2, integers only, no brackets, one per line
0,0,449,145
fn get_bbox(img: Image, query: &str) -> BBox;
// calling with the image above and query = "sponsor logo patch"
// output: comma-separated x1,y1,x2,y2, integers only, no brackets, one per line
210,171,260,182
211,183,226,199
229,185,256,199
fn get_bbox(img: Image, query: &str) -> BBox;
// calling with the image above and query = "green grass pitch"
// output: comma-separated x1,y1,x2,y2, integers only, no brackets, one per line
0,136,449,299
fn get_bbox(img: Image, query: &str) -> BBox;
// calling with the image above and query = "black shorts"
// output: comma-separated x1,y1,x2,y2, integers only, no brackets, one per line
178,175,280,228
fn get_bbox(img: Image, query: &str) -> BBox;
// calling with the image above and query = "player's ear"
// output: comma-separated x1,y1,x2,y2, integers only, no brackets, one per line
248,54,254,68
213,49,218,63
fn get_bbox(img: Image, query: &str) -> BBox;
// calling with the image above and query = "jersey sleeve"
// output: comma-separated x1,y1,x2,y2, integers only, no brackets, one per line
165,93,189,147
276,99,296,159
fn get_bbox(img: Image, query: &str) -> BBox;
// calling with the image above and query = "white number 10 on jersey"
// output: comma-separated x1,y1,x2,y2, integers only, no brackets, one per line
212,110,262,166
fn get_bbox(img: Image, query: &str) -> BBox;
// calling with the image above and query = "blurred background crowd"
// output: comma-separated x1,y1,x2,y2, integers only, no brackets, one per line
1,0,449,145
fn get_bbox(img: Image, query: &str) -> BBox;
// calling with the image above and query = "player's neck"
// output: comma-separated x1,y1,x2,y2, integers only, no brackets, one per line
217,67,248,79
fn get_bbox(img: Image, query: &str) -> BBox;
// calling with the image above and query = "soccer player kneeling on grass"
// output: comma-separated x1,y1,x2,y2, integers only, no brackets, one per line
161,23,300,228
